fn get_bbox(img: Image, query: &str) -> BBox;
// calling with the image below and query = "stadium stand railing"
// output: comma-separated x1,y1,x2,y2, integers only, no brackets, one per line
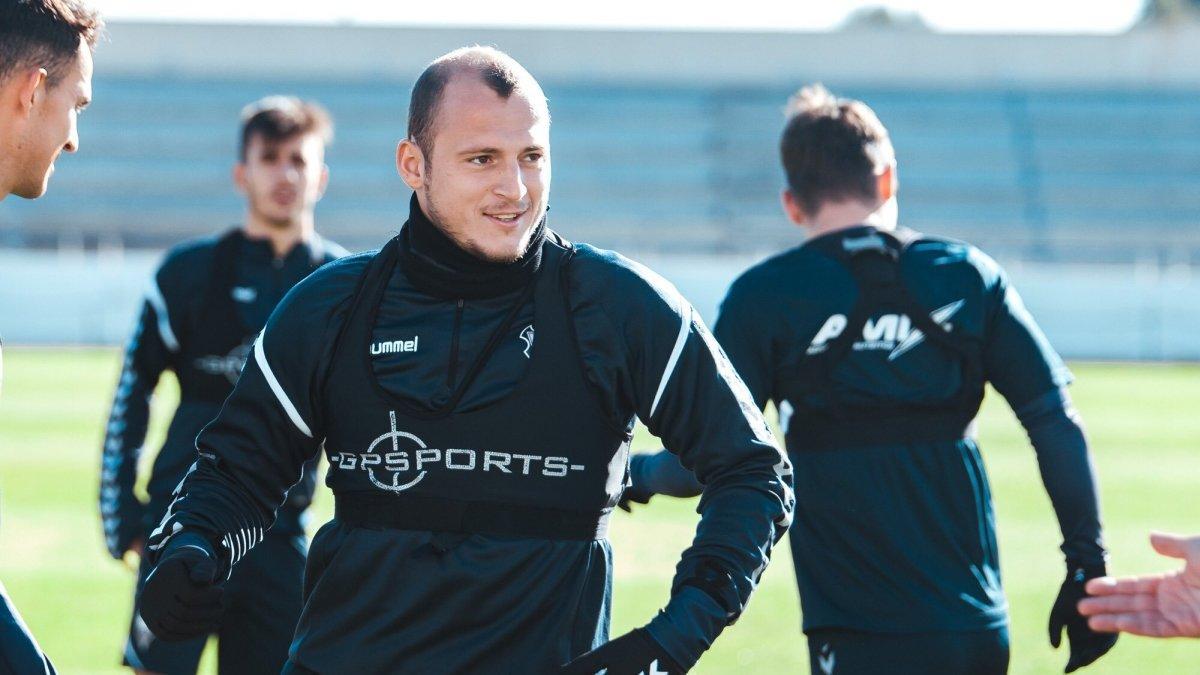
2,78,1197,266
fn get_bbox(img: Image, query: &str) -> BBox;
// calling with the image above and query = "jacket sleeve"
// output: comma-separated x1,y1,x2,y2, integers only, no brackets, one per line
99,265,181,559
572,248,794,621
629,449,703,499
709,275,776,410
981,256,1106,567
145,258,360,571
626,273,778,503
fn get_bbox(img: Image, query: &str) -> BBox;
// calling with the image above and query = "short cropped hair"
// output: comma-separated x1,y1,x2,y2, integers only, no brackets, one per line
780,84,895,216
407,46,547,161
238,96,334,161
0,0,101,86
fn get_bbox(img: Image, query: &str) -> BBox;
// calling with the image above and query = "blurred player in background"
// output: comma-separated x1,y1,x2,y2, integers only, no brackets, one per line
99,96,345,675
0,1,99,672
135,46,793,675
1079,532,1200,638
624,85,1118,674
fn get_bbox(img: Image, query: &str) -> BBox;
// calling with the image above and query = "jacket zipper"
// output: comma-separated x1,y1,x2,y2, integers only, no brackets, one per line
447,299,464,386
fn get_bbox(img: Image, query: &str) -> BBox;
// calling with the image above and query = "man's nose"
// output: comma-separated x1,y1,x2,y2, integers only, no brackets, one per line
492,159,528,201
63,123,79,154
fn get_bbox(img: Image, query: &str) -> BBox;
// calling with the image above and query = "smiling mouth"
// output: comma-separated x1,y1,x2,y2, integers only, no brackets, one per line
485,211,526,227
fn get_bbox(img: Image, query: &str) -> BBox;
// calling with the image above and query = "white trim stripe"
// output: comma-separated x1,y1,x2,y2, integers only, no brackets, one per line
144,279,180,352
649,306,691,419
254,332,314,438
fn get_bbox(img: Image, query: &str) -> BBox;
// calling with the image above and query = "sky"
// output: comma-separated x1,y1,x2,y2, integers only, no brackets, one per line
92,0,1148,34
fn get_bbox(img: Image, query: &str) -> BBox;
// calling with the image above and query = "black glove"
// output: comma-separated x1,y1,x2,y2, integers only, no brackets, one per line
561,629,684,675
138,533,224,642
618,484,654,513
1049,563,1118,673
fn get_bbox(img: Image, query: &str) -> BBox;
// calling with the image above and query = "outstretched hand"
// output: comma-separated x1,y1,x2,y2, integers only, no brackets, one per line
1078,532,1200,638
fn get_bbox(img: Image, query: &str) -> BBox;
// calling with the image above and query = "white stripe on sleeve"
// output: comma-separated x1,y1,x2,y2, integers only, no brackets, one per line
253,332,314,438
649,305,692,419
144,278,180,353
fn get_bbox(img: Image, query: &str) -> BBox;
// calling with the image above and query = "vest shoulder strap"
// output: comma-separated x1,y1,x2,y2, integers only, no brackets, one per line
793,226,982,416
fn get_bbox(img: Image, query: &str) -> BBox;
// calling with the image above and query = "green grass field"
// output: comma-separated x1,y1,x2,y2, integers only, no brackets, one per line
0,347,1197,673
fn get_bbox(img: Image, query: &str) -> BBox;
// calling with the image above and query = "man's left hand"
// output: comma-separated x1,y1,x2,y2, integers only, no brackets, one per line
1050,563,1118,672
617,485,653,513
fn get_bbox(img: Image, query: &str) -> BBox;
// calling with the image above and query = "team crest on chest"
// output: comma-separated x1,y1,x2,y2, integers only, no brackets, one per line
519,324,535,359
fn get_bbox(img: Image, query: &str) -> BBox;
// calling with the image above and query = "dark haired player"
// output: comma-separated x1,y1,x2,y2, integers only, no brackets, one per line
99,96,345,675
1,1,100,672
625,85,1116,674
136,46,794,675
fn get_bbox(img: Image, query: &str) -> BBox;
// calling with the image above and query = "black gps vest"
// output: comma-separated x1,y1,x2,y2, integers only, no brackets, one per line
176,229,325,405
321,235,631,540
167,229,327,528
780,227,985,451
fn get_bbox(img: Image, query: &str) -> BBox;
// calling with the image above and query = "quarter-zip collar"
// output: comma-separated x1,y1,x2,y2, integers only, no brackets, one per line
239,228,322,270
399,194,546,300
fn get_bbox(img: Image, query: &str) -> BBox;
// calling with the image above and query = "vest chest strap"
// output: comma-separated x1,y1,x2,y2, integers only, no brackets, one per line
334,491,611,541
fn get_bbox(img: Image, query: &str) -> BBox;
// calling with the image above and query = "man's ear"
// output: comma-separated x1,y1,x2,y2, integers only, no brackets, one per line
10,67,47,117
397,139,427,191
781,189,807,227
876,164,897,202
315,164,330,200
232,162,248,195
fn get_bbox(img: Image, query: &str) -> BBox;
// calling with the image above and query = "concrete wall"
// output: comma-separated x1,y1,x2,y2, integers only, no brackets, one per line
3,250,1197,361
96,21,1200,88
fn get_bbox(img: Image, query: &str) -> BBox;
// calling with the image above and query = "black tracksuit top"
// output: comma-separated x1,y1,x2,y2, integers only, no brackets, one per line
147,202,794,671
100,229,344,558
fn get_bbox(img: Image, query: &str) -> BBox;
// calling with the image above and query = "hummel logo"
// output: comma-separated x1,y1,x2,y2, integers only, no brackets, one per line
818,643,836,674
806,299,965,361
370,336,419,356
231,286,257,303
841,233,887,253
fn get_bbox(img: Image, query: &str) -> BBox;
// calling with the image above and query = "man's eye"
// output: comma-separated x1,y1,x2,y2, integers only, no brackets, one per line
469,156,491,165
524,153,543,163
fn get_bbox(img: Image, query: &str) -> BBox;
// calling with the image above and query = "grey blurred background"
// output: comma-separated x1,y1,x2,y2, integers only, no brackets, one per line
2,1,1199,358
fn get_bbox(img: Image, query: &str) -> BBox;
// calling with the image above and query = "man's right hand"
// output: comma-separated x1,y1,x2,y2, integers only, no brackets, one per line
138,532,224,641
560,629,684,674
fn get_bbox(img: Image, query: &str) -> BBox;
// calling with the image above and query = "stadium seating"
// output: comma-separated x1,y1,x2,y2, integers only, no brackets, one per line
2,77,1197,264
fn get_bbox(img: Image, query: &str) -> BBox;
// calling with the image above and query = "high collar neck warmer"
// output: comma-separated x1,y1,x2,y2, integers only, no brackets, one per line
398,194,546,300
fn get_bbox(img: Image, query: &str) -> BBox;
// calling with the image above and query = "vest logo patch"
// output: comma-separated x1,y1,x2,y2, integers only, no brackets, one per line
231,286,257,303
518,324,534,359
193,341,253,384
332,411,586,493
370,336,419,356
806,299,965,361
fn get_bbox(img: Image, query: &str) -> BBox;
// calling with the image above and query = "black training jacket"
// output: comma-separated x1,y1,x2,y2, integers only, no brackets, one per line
100,230,344,558
147,199,794,671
